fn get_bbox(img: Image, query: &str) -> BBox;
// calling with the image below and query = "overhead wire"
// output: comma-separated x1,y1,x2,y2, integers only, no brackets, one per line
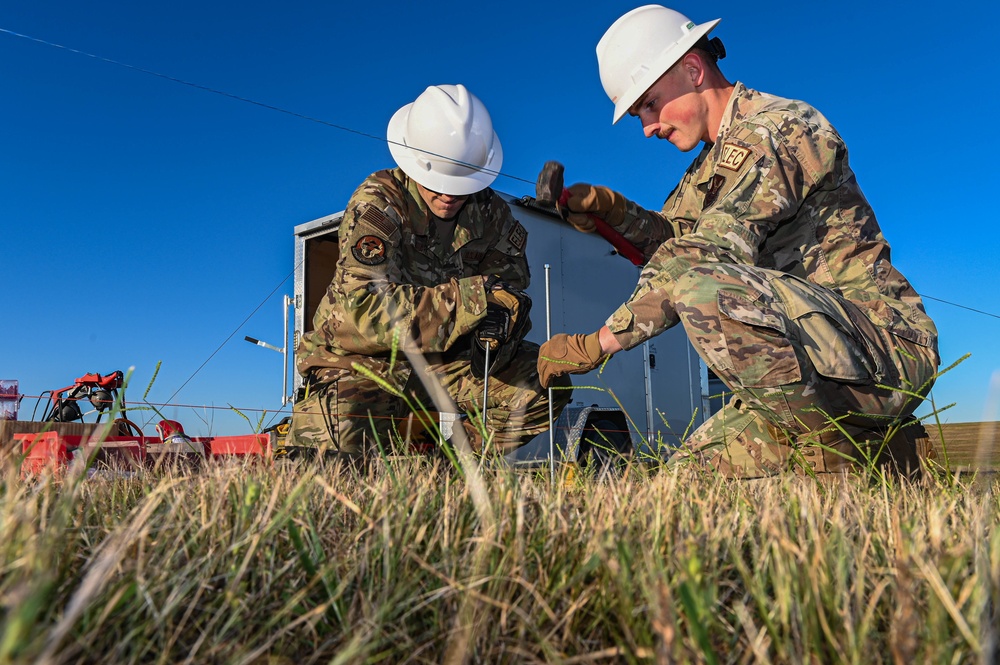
2,25,998,413
162,268,295,409
0,25,527,408
0,27,529,186
920,295,1000,321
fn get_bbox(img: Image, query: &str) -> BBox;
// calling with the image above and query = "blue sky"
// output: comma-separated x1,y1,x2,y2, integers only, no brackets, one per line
3,0,998,436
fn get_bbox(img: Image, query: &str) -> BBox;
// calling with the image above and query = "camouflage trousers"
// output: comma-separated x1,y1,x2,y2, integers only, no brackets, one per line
288,340,572,456
665,264,938,478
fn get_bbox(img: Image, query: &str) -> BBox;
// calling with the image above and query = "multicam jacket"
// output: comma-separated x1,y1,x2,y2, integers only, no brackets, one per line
296,167,530,386
605,82,938,360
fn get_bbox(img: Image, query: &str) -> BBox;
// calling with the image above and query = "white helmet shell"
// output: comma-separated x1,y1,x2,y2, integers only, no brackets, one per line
597,5,720,124
387,84,503,196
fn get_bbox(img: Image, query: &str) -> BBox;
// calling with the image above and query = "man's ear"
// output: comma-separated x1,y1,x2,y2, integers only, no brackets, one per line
682,52,706,88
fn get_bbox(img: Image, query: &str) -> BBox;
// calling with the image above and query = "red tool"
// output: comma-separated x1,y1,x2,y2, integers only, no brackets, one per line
535,160,645,266
39,370,124,423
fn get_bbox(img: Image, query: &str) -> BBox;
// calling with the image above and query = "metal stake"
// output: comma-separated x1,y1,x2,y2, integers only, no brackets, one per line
545,264,555,486
482,342,491,418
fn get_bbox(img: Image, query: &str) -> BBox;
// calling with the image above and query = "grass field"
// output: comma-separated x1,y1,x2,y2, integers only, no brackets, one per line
0,439,996,665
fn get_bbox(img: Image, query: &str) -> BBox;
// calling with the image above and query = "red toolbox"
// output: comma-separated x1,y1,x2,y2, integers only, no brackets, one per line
19,431,77,474
208,433,270,457
17,429,273,475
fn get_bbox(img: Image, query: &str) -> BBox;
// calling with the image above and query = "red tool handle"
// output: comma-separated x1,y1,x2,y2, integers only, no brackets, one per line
558,189,645,266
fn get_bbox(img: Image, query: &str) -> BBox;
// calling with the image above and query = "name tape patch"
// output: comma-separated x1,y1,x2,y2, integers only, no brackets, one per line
719,143,751,171
508,222,527,252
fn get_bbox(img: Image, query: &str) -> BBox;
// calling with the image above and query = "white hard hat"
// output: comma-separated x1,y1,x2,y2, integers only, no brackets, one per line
597,5,720,124
387,84,503,196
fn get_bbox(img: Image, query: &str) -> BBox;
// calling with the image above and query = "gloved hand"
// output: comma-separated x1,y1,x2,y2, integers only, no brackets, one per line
472,277,533,377
479,276,529,339
563,183,626,234
476,303,511,351
486,282,525,327
537,332,606,389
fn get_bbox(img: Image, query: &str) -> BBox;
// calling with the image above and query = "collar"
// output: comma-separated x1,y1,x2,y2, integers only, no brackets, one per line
397,167,477,250
713,81,751,145
398,169,433,236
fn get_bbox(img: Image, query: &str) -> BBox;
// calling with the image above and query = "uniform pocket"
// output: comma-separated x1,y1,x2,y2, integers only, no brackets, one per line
772,277,875,384
718,290,801,388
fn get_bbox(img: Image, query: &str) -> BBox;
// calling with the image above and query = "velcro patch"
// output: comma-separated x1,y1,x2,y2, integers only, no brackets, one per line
704,173,727,209
507,222,527,252
719,143,751,171
359,205,397,238
351,235,388,265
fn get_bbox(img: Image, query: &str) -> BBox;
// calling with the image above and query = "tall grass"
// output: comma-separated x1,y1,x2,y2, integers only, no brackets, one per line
0,453,995,665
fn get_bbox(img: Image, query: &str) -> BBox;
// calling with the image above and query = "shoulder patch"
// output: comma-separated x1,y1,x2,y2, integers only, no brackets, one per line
507,222,527,252
351,235,388,266
359,205,398,238
719,142,751,171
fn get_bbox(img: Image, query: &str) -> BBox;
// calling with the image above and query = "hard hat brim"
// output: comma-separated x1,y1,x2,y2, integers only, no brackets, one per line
610,18,720,125
387,103,504,196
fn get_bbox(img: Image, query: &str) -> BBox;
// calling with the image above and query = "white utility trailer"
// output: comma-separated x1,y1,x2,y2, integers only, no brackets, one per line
290,192,725,464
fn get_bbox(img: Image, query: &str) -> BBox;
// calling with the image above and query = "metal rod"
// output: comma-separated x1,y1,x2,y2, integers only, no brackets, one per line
642,340,654,446
244,336,281,352
482,342,490,418
282,294,291,406
545,263,555,486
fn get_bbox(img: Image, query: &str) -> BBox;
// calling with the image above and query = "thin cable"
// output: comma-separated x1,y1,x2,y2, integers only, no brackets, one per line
0,27,533,187
164,269,294,406
16,25,999,322
6,27,1000,405
9,30,1000,321
0,26,538,406
921,294,1000,321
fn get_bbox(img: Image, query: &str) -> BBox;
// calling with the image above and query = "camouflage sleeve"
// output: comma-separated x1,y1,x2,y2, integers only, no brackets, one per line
473,194,530,289
606,117,831,350
330,182,488,356
610,195,681,261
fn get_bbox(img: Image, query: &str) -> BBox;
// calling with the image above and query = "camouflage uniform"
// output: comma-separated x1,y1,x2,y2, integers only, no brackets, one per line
603,83,939,477
292,167,571,455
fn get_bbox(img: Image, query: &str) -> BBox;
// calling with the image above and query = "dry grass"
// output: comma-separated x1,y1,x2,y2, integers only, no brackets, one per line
0,450,996,665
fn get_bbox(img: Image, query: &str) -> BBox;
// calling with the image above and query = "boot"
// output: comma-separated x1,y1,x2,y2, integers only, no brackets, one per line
777,419,934,479
877,420,935,480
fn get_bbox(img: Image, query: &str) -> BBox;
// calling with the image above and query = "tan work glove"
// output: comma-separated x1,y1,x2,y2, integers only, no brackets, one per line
476,277,530,350
537,332,606,389
563,183,627,234
486,285,525,329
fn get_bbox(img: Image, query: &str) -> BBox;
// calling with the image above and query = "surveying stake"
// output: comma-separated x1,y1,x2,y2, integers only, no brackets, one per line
481,342,490,419
545,263,555,485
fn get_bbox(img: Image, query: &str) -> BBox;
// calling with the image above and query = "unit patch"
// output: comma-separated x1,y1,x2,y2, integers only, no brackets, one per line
352,235,388,265
719,142,751,171
704,174,727,209
508,222,527,252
